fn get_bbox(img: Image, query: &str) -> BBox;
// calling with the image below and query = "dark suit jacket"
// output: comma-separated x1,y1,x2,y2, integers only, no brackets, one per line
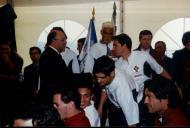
39,46,73,101
23,63,39,98
172,48,190,84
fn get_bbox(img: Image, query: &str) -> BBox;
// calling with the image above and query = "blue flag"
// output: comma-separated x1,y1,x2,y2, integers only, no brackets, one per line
79,18,97,73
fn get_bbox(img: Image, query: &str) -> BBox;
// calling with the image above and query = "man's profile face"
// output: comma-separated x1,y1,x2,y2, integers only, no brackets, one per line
144,88,167,113
112,40,124,57
53,30,67,52
53,94,68,120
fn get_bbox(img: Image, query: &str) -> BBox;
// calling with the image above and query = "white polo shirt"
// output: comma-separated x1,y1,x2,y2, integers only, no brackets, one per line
61,48,80,73
82,41,113,73
84,100,100,127
115,51,163,103
90,41,113,59
105,69,139,125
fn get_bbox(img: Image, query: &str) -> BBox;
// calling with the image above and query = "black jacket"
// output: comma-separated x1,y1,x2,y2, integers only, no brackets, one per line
39,46,73,101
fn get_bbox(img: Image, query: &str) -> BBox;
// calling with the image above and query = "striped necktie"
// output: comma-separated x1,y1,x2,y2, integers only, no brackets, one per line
106,44,110,56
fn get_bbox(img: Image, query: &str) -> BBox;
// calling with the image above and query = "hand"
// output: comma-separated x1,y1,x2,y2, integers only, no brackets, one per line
97,105,103,118
177,86,183,98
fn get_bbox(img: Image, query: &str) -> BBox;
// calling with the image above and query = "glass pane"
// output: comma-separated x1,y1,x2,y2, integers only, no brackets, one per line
152,18,190,58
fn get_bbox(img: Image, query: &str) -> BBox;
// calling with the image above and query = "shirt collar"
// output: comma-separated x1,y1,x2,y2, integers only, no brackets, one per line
49,45,59,54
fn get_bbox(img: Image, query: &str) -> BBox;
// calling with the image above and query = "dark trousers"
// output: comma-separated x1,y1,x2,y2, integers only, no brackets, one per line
107,99,128,127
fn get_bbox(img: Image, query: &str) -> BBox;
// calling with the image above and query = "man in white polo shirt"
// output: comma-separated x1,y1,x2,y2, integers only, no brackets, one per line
112,33,171,126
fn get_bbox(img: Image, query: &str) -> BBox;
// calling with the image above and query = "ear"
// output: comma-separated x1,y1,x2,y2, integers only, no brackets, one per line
67,101,74,109
161,98,169,109
110,71,115,77
91,94,94,100
100,29,103,35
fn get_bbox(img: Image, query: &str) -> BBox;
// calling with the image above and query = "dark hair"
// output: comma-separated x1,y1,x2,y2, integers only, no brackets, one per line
77,38,86,45
155,41,166,49
46,27,67,47
112,33,132,50
51,26,67,39
32,104,62,126
46,31,57,46
29,46,41,55
93,55,115,76
182,31,190,46
139,30,153,40
15,102,62,126
144,76,181,109
74,73,94,93
53,87,81,110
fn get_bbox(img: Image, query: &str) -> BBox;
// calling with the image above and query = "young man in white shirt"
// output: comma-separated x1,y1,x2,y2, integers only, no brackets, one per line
93,56,139,126
112,33,171,126
75,73,100,127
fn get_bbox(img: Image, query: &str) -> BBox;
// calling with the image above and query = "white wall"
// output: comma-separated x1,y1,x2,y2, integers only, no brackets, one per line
14,0,190,69
124,0,190,48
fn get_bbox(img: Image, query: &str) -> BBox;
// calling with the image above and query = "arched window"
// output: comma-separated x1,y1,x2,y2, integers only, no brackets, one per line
152,18,190,57
37,20,88,54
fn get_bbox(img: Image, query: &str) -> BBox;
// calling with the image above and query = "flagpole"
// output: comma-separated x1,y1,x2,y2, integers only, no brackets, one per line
92,7,95,20
112,1,117,33
120,0,124,33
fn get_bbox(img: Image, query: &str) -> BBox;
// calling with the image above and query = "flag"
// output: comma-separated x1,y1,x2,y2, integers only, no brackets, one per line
111,1,117,33
79,15,97,73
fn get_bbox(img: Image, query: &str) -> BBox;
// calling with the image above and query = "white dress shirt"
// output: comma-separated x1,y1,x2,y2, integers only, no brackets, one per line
84,101,100,127
105,69,139,125
61,48,80,73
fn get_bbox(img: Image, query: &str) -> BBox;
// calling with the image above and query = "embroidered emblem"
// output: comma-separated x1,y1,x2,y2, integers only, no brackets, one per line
134,66,139,72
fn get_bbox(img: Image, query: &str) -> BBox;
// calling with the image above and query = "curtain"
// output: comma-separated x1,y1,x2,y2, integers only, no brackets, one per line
0,3,17,50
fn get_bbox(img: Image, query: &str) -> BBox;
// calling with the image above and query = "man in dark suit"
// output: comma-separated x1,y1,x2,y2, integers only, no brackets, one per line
39,27,72,103
172,31,190,85
23,47,41,102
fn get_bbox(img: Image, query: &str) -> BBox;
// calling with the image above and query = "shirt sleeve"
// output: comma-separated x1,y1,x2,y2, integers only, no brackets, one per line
145,52,163,74
71,55,80,73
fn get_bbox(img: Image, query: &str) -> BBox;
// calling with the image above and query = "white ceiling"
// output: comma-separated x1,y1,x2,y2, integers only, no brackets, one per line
14,0,122,7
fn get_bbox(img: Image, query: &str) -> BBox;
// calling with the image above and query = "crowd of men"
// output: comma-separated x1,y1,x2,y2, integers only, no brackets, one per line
0,21,190,127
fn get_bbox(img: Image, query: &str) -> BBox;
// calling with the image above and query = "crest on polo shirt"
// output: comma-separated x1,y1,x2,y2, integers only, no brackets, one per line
134,66,139,72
